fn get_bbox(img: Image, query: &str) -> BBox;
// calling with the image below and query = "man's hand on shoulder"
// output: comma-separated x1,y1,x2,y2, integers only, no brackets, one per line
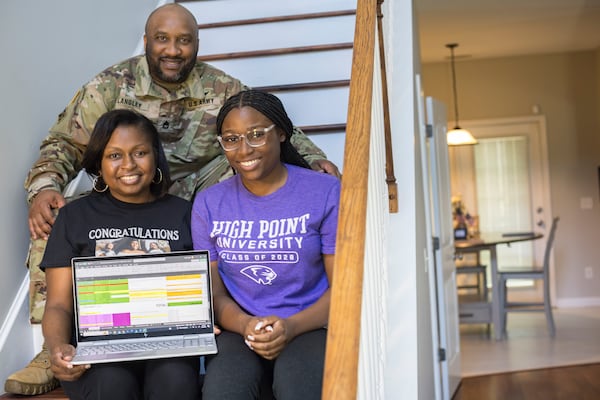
29,190,67,240
310,159,341,179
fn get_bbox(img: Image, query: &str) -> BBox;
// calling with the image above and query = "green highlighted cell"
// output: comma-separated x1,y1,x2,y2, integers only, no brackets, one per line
78,279,130,304
167,300,203,306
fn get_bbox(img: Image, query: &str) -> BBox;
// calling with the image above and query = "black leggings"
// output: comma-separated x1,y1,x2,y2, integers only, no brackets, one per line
202,329,326,400
60,357,200,400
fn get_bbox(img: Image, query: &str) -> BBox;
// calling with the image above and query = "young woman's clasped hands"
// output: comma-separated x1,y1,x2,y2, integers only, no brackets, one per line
244,318,289,360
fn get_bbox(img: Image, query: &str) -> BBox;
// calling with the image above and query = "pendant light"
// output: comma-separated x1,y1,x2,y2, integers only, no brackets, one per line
446,43,477,146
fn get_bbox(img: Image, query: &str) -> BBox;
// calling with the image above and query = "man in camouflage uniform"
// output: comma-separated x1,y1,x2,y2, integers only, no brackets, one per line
5,3,339,396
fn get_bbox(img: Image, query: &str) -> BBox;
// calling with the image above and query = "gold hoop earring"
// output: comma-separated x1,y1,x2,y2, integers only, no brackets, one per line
152,168,163,184
92,176,108,192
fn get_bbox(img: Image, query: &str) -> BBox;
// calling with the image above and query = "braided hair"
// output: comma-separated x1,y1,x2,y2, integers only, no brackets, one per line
216,90,311,169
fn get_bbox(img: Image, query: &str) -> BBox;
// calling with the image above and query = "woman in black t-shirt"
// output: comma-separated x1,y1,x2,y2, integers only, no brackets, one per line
41,109,199,400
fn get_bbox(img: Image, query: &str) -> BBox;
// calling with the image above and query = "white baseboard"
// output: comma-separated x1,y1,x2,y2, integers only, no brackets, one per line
0,273,37,393
555,297,600,308
0,273,29,350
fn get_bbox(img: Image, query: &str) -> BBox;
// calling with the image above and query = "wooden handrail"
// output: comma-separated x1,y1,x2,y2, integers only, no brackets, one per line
322,0,375,398
197,10,356,30
377,0,398,213
197,43,353,62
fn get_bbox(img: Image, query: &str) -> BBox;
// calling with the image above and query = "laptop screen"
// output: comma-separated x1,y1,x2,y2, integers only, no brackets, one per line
72,250,214,343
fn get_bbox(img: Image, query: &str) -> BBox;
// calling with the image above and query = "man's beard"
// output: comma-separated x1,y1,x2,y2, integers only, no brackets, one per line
147,55,196,85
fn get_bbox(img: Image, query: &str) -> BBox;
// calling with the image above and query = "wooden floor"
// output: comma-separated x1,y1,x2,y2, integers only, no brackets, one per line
2,364,600,399
452,363,600,400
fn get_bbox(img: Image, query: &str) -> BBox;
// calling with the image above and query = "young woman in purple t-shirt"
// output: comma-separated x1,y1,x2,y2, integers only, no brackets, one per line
191,90,340,400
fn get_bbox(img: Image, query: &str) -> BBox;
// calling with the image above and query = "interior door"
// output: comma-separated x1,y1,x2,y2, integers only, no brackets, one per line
449,117,553,290
425,97,461,398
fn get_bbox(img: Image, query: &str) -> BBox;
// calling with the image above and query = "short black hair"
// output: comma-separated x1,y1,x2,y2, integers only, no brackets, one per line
82,109,171,197
216,90,311,169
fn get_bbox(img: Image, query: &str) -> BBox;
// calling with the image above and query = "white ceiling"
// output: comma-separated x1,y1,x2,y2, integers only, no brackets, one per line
416,0,600,63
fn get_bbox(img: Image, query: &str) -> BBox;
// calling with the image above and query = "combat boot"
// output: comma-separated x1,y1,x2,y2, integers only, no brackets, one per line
4,345,59,395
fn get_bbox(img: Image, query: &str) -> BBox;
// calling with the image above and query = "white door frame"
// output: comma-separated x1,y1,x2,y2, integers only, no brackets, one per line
424,97,462,399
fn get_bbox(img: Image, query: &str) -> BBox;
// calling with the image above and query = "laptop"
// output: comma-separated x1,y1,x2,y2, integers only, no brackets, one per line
70,250,217,365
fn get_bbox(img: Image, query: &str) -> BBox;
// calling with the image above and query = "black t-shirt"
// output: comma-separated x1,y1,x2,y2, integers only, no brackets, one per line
41,191,193,269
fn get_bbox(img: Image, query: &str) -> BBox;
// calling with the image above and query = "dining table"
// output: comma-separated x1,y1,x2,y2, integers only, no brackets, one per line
454,232,543,340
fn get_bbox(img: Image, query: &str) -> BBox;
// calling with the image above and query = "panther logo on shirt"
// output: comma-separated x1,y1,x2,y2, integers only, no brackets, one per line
241,265,277,285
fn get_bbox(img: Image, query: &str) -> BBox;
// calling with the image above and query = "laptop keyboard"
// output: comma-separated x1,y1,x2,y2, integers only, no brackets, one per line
77,337,215,356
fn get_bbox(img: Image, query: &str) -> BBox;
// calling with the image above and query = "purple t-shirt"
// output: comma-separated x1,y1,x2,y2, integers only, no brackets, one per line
191,164,340,318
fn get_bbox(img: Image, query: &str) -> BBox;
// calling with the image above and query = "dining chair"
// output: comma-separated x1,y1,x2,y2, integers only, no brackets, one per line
455,250,488,299
498,216,560,338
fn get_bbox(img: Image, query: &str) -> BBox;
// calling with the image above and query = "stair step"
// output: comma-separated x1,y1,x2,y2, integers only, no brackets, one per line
197,42,353,62
0,387,66,399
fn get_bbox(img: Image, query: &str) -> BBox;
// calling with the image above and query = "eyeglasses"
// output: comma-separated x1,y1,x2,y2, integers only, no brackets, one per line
217,124,276,152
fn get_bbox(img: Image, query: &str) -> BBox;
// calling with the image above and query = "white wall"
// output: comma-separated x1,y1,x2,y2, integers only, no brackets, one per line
383,0,427,398
0,0,157,387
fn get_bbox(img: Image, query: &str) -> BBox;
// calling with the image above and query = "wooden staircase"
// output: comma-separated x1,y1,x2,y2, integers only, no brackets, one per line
181,0,357,170
1,2,358,398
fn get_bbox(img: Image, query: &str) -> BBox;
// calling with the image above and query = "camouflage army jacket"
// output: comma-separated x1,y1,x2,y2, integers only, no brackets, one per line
25,55,327,202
